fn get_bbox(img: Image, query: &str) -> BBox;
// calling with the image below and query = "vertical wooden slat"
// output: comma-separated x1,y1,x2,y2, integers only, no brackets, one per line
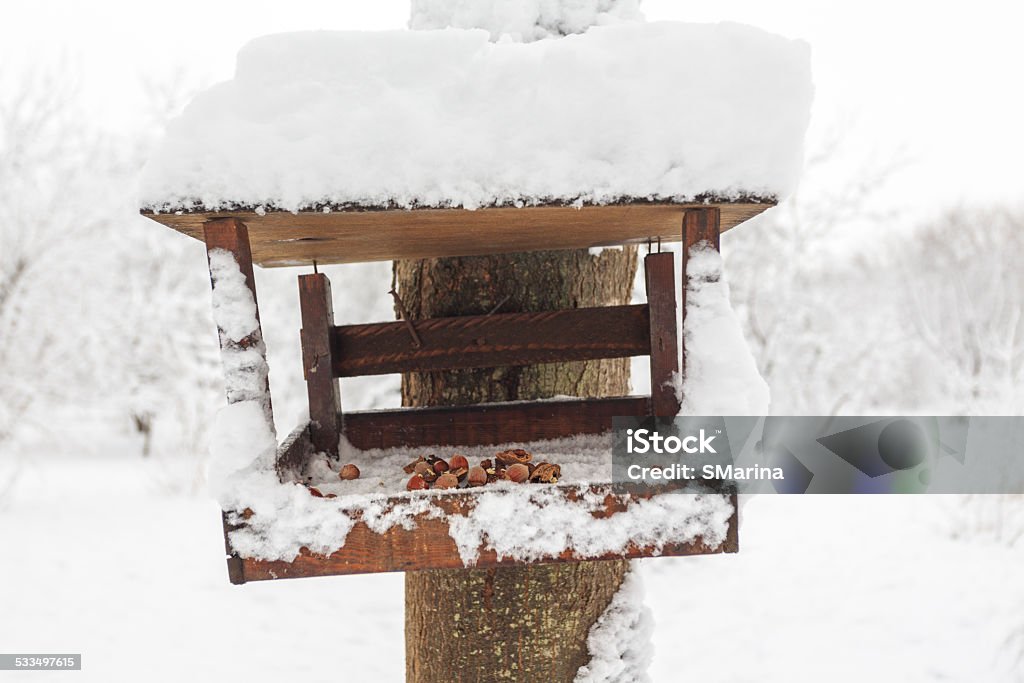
204,217,274,587
680,207,722,400
644,252,681,416
298,273,342,458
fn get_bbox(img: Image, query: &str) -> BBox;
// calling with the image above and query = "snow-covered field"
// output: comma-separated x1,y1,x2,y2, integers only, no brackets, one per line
2,453,1019,682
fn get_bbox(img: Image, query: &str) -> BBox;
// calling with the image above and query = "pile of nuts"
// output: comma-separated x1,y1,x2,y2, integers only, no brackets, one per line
404,449,561,491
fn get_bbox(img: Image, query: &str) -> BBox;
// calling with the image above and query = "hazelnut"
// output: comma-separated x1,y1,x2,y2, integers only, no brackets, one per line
505,463,530,483
434,472,459,489
433,459,450,474
406,474,428,491
307,486,325,497
339,464,360,480
414,461,433,477
450,454,469,470
450,466,469,481
467,466,488,487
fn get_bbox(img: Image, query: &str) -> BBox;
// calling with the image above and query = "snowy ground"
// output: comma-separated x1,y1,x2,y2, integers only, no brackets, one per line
1,454,1021,682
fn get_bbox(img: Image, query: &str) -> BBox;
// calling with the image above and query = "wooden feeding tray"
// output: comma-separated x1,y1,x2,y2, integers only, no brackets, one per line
141,200,764,583
230,423,738,582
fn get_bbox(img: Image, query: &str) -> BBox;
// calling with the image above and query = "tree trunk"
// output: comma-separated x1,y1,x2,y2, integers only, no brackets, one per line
395,247,638,682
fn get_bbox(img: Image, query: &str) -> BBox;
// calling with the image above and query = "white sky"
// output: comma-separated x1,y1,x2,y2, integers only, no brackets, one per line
3,0,1023,220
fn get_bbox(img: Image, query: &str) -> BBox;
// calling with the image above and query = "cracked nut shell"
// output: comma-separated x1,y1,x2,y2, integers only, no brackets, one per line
496,448,532,466
529,462,561,484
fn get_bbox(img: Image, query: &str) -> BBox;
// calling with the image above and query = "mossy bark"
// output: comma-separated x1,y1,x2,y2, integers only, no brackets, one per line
395,247,638,682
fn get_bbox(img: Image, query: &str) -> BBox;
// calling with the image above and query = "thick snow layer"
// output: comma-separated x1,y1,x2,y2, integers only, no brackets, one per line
410,0,644,41
679,246,771,414
574,570,654,683
140,22,812,212
220,430,732,563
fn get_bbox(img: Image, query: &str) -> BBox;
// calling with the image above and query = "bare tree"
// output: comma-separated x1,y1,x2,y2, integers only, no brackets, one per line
899,206,1024,413
0,65,116,450
723,119,909,414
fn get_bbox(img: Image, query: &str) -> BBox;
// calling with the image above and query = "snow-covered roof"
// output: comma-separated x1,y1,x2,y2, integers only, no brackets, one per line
140,22,812,213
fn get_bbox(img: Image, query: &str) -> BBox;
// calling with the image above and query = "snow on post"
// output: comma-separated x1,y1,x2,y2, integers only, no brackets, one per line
207,248,271,413
140,23,812,213
678,246,771,415
574,570,654,683
205,248,277,502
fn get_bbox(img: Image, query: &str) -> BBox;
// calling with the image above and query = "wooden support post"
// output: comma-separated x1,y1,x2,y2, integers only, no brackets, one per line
298,273,342,458
680,207,722,397
682,206,722,254
203,217,274,425
204,217,274,587
645,252,681,416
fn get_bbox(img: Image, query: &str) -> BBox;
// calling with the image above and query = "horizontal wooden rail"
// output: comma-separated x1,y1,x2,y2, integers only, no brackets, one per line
342,396,650,450
330,304,651,377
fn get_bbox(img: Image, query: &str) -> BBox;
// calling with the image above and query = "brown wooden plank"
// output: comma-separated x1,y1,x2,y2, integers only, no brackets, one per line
203,218,274,423
143,202,772,267
343,396,650,450
231,486,738,580
681,208,722,391
331,304,651,377
644,252,681,416
298,273,342,458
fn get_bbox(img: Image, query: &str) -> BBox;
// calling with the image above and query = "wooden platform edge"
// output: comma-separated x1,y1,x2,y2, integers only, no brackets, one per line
141,201,774,267
224,485,738,583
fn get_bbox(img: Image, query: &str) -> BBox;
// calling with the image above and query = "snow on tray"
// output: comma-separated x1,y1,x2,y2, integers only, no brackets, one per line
140,22,812,213
213,424,733,564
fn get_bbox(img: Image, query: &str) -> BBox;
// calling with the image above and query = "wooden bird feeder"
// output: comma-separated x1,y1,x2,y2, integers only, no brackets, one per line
143,200,767,583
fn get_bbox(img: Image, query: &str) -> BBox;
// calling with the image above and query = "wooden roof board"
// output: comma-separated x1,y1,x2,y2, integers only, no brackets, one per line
141,201,773,267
